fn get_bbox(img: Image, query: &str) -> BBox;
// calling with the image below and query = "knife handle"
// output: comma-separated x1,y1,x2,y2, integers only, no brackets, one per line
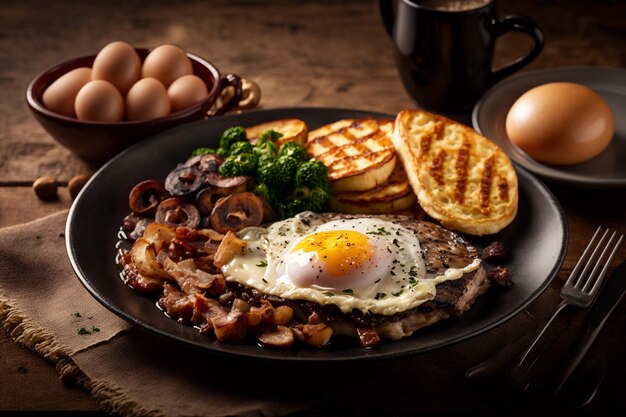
554,319,607,395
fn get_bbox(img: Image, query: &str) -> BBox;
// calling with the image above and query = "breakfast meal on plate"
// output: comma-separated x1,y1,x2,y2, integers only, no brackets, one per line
116,111,517,349
42,41,207,122
505,82,615,165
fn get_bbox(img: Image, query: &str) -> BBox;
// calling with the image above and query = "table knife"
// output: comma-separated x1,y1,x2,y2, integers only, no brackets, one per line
555,259,626,395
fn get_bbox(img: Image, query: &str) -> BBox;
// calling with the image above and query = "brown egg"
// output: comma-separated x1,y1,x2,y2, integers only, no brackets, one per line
75,80,124,122
141,44,193,87
125,78,171,121
505,82,614,165
167,74,208,112
42,67,92,117
92,41,142,95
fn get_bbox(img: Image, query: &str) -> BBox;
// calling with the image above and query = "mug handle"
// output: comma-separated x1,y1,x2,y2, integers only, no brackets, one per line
212,73,243,116
489,15,545,84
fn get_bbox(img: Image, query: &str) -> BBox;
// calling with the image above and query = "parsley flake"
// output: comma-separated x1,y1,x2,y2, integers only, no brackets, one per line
366,227,391,236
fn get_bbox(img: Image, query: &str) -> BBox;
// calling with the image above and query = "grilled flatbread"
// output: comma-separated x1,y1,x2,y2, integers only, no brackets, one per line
392,109,518,236
329,159,417,214
307,118,396,192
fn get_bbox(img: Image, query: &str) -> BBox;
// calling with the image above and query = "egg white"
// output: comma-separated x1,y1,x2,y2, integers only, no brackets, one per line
220,212,481,315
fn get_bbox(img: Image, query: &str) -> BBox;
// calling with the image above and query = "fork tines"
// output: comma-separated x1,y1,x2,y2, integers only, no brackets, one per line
570,226,624,295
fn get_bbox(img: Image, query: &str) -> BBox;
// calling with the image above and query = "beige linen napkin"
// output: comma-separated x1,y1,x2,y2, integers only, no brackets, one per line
0,210,570,416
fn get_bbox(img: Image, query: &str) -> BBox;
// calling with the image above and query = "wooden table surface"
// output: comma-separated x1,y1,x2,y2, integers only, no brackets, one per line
1,0,625,415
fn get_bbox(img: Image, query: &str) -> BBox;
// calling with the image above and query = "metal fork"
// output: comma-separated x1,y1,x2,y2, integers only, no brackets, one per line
506,226,623,392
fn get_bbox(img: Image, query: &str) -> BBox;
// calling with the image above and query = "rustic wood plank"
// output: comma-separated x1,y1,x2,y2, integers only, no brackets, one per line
2,0,624,182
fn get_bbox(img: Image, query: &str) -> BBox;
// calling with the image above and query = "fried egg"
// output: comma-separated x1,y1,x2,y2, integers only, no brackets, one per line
220,212,481,315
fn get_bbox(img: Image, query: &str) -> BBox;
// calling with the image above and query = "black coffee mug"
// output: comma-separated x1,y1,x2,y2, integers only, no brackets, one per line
380,0,544,113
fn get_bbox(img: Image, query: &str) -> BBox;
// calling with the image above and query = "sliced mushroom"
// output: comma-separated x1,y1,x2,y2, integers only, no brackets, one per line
185,154,224,173
129,180,170,215
257,195,277,223
209,192,264,234
293,323,333,348
258,326,294,349
198,154,224,173
195,187,231,216
165,165,205,196
204,171,249,190
155,197,201,229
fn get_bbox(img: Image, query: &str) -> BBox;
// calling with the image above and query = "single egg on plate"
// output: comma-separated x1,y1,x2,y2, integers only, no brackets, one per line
125,77,171,121
220,213,480,316
167,74,208,112
74,79,124,122
505,82,615,165
92,41,142,96
141,44,193,88
42,67,92,117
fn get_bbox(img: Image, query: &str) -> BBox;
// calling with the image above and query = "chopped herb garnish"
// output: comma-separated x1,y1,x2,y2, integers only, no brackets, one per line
366,227,391,236
324,291,335,297
73,312,81,317
262,278,268,284
375,292,387,300
256,260,268,267
392,289,404,297
342,289,354,295
91,325,100,332
77,326,91,335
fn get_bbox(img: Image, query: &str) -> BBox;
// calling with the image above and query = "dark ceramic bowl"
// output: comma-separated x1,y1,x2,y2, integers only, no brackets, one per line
26,48,243,164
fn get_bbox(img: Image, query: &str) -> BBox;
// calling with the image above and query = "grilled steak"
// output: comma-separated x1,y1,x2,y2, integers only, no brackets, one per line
229,213,489,343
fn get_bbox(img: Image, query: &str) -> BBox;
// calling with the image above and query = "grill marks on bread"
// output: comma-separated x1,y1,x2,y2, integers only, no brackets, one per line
392,109,518,236
307,118,396,184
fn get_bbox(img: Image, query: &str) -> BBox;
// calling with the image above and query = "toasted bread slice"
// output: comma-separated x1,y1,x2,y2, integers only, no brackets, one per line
246,119,308,147
307,118,396,193
329,160,417,214
392,109,518,236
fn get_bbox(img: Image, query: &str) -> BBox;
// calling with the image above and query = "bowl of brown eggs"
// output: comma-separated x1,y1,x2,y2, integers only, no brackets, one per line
26,41,246,164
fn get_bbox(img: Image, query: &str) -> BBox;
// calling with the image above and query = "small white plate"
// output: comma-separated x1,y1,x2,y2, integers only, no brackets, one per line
472,66,626,188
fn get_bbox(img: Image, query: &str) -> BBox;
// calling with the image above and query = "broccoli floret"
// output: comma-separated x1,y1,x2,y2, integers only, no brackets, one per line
229,141,254,156
282,198,308,219
219,153,258,177
277,156,299,182
295,159,330,190
278,141,308,162
219,126,247,151
190,147,216,157
253,182,275,204
294,185,331,212
259,129,283,143
216,147,230,158
258,156,299,190
307,187,331,212
257,153,275,171
253,138,278,159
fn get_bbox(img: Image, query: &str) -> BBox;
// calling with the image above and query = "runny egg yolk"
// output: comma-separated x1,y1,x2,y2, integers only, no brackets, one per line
291,230,373,277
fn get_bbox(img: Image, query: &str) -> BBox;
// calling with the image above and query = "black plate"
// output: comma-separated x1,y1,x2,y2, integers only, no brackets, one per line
472,66,626,188
66,107,568,362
